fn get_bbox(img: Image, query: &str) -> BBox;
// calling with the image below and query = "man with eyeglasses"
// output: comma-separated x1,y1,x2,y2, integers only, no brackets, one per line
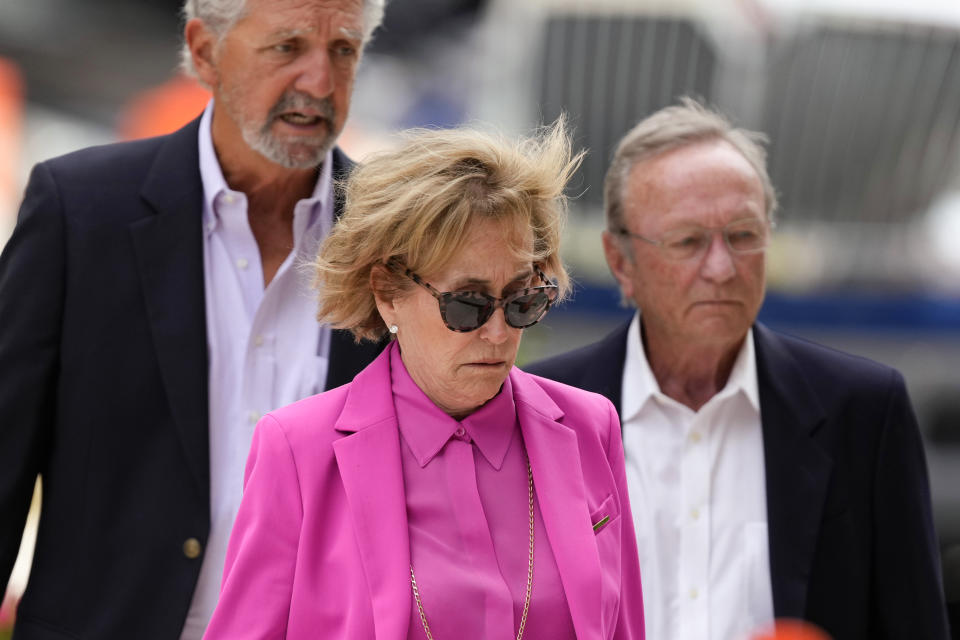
527,99,949,639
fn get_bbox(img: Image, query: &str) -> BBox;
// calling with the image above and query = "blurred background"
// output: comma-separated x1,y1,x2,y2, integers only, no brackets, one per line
1,0,959,632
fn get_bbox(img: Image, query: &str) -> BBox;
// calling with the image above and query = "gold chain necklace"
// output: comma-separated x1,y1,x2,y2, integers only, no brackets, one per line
410,454,535,640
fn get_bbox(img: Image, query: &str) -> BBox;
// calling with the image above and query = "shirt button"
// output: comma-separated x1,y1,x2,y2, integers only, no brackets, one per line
689,587,699,600
689,431,702,444
690,508,700,520
455,427,465,437
183,538,202,559
248,410,260,424
223,193,236,204
236,258,249,270
253,335,264,347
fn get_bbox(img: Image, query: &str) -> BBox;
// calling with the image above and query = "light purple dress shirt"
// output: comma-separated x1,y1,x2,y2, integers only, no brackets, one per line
390,346,576,639
180,101,335,640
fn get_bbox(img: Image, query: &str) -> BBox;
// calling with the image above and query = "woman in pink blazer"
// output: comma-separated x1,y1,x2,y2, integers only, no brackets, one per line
204,121,645,639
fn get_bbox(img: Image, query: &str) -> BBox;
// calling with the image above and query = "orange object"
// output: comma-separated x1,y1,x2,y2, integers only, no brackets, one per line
0,57,23,228
118,74,211,141
752,619,833,640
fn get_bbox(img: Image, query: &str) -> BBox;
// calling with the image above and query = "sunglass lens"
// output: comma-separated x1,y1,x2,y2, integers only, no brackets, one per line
504,291,551,328
442,293,493,331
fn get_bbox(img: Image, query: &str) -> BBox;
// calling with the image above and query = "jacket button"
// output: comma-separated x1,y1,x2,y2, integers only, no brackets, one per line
183,538,203,559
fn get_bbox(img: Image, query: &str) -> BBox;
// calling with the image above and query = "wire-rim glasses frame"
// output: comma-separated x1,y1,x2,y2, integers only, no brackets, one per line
612,217,774,261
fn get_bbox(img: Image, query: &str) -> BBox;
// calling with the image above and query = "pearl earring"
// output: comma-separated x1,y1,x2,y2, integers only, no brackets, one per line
389,324,398,334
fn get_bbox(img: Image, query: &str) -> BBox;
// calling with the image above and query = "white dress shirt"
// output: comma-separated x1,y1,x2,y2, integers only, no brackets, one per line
179,102,335,640
621,312,774,640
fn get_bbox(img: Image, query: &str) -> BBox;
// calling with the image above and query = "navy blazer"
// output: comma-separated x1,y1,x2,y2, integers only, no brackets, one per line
526,320,950,639
0,118,384,639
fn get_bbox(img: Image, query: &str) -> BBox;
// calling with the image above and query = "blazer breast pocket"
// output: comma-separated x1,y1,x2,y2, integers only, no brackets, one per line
589,492,620,535
590,492,623,633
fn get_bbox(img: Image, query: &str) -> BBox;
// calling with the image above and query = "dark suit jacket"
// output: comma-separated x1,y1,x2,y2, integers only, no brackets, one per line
526,319,950,639
0,118,385,639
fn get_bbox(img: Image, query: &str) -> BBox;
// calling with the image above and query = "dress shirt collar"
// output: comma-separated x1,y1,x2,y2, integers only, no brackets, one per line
621,311,760,422
197,99,333,245
390,342,517,470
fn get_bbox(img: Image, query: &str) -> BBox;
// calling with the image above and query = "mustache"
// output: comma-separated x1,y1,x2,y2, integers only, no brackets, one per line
266,92,335,123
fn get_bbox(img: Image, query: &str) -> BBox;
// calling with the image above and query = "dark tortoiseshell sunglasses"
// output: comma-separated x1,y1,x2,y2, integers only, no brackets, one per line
387,259,559,332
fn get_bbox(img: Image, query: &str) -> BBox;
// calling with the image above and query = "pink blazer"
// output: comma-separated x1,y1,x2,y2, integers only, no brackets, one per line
204,347,645,639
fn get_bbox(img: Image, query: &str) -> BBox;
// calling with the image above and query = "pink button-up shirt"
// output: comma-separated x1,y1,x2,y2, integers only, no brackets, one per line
391,346,576,639
205,341,643,639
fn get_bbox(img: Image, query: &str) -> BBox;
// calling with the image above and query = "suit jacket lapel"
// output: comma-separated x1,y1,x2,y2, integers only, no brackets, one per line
587,320,631,417
128,137,376,501
130,118,209,500
542,318,630,417
754,323,832,619
513,370,602,640
332,350,411,639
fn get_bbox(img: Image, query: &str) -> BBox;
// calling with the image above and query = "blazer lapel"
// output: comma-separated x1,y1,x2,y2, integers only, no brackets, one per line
584,320,631,418
130,118,210,500
754,323,832,619
513,370,603,640
332,350,411,640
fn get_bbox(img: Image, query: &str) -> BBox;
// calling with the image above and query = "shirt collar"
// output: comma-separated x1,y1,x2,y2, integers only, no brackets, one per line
390,342,517,470
461,374,517,470
621,311,760,422
621,312,660,423
716,325,760,412
197,99,333,244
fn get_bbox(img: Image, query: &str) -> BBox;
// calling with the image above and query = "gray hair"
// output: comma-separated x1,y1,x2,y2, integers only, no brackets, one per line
179,0,387,78
605,97,778,235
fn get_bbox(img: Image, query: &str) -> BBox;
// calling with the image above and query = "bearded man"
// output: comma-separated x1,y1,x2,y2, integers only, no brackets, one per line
0,1,387,637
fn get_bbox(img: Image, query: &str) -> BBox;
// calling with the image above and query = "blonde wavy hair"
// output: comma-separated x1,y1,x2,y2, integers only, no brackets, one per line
314,119,582,342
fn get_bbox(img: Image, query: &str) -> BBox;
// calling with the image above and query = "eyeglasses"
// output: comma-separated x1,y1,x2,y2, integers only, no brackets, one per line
387,260,559,332
613,217,772,261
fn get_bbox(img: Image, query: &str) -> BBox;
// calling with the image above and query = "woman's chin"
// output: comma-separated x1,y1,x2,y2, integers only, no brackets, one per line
442,378,507,417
